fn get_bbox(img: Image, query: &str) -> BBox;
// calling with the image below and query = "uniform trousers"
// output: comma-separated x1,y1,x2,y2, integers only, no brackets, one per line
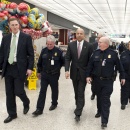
121,79,130,105
94,77,113,124
5,63,29,116
36,72,59,111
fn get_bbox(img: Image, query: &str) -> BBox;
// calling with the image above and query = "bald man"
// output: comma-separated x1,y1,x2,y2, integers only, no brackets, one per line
65,28,93,122
86,37,125,128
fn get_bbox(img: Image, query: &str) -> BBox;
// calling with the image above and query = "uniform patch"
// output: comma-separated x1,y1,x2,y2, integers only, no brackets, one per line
95,56,99,58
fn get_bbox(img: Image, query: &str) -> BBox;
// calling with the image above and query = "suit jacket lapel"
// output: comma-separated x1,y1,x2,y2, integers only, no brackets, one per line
79,41,87,59
7,34,12,56
73,41,78,59
17,32,23,54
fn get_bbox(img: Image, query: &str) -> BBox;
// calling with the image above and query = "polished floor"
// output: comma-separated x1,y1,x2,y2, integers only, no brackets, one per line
0,68,130,130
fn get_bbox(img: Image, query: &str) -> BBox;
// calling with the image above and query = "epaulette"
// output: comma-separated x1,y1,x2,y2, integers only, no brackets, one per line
94,49,100,52
55,46,63,53
121,50,126,54
41,47,47,52
109,48,118,53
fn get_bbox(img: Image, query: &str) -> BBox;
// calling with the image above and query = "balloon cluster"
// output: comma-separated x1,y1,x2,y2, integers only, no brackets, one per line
0,1,52,39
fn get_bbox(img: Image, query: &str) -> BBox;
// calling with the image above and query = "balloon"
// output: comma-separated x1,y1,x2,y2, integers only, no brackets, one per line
17,3,28,16
28,14,37,29
36,15,44,30
2,10,9,16
42,21,50,32
19,16,28,27
0,12,9,33
0,12,8,22
30,8,39,18
0,2,6,12
8,2,17,15
26,4,30,13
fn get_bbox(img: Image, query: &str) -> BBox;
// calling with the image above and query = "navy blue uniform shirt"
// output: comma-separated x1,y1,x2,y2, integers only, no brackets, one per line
37,46,64,74
86,48,125,79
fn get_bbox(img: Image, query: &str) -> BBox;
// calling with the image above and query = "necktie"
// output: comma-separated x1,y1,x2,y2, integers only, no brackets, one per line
8,34,16,64
77,42,81,58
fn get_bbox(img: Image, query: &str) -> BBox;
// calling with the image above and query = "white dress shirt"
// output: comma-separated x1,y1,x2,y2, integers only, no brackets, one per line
77,40,84,51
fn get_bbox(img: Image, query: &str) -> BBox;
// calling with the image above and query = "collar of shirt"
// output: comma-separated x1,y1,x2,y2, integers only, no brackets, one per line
77,40,84,48
100,47,109,53
12,31,20,38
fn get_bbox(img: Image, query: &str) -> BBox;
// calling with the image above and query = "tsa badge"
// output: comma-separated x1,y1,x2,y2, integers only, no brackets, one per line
108,54,111,58
54,52,57,56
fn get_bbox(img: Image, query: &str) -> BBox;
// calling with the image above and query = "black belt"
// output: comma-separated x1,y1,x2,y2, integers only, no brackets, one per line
45,70,52,74
99,77,112,80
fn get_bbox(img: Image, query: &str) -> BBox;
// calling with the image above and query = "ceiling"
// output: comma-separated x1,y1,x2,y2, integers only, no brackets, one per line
24,0,130,36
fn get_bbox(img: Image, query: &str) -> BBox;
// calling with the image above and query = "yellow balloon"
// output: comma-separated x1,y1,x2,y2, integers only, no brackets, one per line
30,8,39,18
28,14,37,29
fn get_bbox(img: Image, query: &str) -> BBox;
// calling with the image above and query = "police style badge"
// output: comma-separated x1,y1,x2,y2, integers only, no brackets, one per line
108,54,111,58
54,52,57,56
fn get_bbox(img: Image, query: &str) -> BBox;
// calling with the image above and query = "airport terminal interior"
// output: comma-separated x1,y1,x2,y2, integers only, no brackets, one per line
1,0,130,130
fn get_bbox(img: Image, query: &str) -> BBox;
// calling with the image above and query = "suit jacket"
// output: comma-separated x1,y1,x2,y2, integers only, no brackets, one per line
93,42,98,51
0,32,34,80
65,40,93,81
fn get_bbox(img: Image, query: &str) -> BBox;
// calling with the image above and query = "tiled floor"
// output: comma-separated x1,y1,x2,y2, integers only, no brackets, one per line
0,68,130,130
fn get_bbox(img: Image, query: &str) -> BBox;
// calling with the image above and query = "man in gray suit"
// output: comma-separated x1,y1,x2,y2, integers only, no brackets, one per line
65,28,93,121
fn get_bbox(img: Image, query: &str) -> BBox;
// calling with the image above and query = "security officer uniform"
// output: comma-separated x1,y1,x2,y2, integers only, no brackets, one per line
120,50,130,108
86,48,125,125
36,46,64,112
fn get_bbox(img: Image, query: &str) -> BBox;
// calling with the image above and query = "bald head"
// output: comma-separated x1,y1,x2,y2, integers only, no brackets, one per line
97,33,105,42
76,28,85,42
98,37,110,50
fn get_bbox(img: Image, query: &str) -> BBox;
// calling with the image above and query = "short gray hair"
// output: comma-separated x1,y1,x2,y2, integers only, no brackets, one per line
46,35,56,43
100,36,110,45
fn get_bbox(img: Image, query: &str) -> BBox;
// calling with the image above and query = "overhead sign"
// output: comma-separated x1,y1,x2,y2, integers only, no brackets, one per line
110,34,126,38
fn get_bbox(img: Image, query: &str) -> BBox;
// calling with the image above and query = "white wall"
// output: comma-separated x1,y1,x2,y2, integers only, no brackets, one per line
34,37,46,54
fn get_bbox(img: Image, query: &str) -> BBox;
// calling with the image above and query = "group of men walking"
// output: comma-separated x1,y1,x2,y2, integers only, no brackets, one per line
0,18,130,129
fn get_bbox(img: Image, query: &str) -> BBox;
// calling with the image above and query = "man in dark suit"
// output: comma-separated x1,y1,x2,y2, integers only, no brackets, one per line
65,28,93,122
91,33,104,100
0,18,34,123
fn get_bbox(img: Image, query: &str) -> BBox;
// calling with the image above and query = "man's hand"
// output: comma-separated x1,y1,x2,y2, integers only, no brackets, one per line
37,73,41,79
120,79,125,86
86,77,92,84
65,71,70,79
26,69,32,77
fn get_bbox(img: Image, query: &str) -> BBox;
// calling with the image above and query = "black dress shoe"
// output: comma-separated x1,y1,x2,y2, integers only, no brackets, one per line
91,94,95,100
23,107,29,114
23,99,30,114
101,123,107,129
4,115,17,123
121,105,126,110
32,109,43,116
75,115,80,122
49,105,57,111
95,112,101,118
